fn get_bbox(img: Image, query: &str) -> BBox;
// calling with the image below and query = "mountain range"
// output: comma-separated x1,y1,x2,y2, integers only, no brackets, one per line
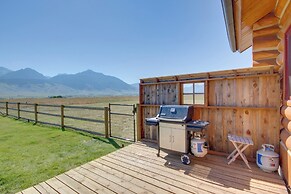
0,67,138,98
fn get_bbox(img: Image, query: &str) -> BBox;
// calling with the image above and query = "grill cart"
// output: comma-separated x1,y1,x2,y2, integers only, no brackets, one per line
146,105,209,165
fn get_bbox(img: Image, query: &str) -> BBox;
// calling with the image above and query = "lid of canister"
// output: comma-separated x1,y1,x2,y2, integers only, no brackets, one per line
257,149,279,157
191,138,205,144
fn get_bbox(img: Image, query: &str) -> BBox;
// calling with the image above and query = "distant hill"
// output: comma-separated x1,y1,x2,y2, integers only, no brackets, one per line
0,67,137,97
0,68,48,85
50,70,134,91
131,83,139,89
0,67,12,77
0,68,47,80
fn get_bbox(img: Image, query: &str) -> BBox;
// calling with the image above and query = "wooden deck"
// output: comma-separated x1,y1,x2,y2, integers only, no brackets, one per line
19,141,287,194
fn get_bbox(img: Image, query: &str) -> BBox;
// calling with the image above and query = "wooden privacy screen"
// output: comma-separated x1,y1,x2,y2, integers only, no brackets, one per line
139,67,281,158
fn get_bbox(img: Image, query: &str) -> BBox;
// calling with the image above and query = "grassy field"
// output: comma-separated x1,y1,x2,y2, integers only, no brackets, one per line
0,116,128,194
2,96,138,105
1,96,139,140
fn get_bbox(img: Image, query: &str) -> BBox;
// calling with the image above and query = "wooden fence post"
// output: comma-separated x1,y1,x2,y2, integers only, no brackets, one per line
104,107,109,138
136,103,142,141
5,102,8,116
108,103,111,137
34,104,38,124
17,103,20,119
61,105,64,130
133,104,137,142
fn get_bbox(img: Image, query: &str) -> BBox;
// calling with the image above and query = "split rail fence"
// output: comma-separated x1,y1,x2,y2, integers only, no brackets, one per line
0,102,137,141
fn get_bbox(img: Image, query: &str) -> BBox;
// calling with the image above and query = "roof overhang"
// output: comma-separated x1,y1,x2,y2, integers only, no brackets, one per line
221,0,237,52
221,0,277,53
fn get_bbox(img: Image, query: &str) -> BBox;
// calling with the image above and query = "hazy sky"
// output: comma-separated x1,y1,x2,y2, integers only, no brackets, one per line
0,0,252,84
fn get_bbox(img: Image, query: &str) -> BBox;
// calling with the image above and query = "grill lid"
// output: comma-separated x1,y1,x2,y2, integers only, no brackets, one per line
158,105,193,122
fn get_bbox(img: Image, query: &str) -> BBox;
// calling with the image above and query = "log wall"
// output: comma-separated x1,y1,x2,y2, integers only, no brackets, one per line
274,0,291,187
252,13,280,68
139,67,281,158
281,100,291,187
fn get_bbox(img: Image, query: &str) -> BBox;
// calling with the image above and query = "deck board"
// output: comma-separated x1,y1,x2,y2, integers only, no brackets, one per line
55,173,96,194
123,143,284,193
75,165,135,194
34,182,58,194
45,177,77,193
103,153,229,194
65,169,116,194
21,186,40,194
20,141,287,194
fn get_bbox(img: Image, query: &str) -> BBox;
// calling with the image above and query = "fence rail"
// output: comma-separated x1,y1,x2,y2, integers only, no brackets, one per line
0,101,110,138
0,101,140,141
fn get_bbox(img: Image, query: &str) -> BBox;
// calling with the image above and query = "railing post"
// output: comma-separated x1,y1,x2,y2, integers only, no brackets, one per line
109,103,111,137
136,103,142,141
34,104,38,124
133,104,136,142
5,102,8,116
61,105,64,130
104,107,109,138
17,103,20,119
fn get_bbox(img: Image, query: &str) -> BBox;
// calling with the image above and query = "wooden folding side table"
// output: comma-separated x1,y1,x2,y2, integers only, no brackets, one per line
227,134,254,169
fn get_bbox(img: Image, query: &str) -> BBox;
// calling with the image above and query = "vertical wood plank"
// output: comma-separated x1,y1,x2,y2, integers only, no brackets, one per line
144,107,150,139
235,109,243,137
249,77,260,107
242,108,251,157
208,109,216,151
205,80,209,106
177,83,182,104
157,85,163,104
260,110,268,147
269,109,280,152
236,79,243,106
215,108,223,152
215,80,223,106
224,108,234,154
136,104,142,141
259,76,268,107
151,85,157,104
223,79,235,106
242,79,250,106
208,81,215,106
144,86,149,104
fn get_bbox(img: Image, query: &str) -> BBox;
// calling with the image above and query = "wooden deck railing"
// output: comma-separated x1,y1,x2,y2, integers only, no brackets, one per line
0,102,109,137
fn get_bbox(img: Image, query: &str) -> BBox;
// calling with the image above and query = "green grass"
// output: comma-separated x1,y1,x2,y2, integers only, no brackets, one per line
0,116,128,194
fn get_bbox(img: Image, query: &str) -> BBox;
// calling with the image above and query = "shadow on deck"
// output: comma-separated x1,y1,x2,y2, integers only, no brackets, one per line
20,141,288,194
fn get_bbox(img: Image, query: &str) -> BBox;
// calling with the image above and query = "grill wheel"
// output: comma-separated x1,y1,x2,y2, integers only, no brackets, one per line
181,154,190,165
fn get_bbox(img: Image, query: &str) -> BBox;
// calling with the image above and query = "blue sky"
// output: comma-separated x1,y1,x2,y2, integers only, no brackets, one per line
0,0,252,84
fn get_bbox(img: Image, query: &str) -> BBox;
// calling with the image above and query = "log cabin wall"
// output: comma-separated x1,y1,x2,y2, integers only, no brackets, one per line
252,0,291,71
252,13,281,68
272,0,291,187
139,67,281,158
249,0,291,186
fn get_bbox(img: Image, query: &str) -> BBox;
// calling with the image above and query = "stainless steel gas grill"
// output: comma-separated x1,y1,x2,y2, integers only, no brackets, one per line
145,105,209,164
